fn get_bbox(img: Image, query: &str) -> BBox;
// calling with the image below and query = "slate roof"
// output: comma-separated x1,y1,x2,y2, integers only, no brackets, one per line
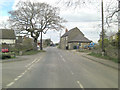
0,29,16,39
61,27,92,43
68,34,92,43
61,29,73,37
61,27,84,37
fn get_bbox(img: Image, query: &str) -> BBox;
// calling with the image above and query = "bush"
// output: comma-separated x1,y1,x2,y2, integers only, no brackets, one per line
9,38,34,55
23,50,45,55
1,53,11,59
0,52,16,59
98,38,109,48
105,45,118,59
91,44,101,54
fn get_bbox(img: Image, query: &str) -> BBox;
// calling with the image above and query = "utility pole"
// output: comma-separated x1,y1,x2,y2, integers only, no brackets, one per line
40,30,43,50
101,0,105,56
118,0,120,63
59,30,62,49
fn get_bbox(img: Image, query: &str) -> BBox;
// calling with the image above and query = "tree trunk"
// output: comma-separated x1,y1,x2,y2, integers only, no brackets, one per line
33,38,38,51
40,31,43,50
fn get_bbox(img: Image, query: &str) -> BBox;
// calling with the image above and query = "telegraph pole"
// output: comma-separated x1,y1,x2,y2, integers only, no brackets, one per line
101,0,105,56
118,0,120,64
59,30,62,49
40,30,43,50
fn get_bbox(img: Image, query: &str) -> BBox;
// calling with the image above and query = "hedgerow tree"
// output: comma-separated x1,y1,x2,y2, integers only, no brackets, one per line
9,1,65,50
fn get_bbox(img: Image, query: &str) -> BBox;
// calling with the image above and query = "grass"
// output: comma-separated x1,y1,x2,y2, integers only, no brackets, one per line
88,52,118,63
0,52,16,59
23,50,46,55
78,49,91,53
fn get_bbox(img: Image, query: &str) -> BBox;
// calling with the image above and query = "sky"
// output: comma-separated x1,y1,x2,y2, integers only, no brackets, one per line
0,0,118,43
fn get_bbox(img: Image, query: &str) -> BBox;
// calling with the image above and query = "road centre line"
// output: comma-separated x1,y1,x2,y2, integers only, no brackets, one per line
18,74,23,78
27,64,34,70
62,58,66,62
59,53,66,62
25,58,38,68
14,76,21,81
35,58,41,63
77,81,84,89
14,78,19,81
6,57,42,88
6,82,15,87
70,70,74,75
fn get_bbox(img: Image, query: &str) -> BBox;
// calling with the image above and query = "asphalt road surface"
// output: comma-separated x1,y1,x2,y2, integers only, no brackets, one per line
2,47,118,88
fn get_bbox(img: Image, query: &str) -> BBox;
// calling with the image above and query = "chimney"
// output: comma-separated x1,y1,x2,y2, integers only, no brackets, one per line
65,28,68,33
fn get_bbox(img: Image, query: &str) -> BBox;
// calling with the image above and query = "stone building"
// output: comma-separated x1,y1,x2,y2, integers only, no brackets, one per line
60,27,92,50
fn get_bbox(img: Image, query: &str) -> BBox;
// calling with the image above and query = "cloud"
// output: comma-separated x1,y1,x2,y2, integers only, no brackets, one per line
12,0,59,10
0,0,13,9
1,0,117,43
0,16,9,28
60,7,101,22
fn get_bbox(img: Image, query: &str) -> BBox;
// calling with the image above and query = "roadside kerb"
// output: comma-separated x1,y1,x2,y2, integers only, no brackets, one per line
0,56,29,63
69,50,119,70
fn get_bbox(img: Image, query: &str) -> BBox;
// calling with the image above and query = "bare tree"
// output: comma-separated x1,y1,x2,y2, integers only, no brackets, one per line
0,21,8,29
58,0,118,26
9,1,65,50
105,0,119,27
57,0,93,8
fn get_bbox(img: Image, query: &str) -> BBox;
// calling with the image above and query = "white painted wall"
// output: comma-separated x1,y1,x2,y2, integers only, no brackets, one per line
0,39,15,44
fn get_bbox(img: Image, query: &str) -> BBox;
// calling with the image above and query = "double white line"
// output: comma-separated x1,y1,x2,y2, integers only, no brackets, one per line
25,58,38,68
59,54,66,62
77,81,84,89
6,58,41,88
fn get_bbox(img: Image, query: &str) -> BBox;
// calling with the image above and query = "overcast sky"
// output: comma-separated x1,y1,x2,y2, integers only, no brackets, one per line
0,0,118,43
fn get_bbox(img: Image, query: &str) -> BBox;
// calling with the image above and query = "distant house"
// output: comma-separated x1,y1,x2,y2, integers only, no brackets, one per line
60,27,92,50
0,29,16,45
37,39,52,50
16,36,23,44
109,34,118,42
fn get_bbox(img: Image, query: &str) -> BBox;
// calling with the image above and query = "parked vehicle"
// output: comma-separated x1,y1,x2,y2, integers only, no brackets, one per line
88,42,95,48
1,48,9,53
0,48,16,59
84,42,95,49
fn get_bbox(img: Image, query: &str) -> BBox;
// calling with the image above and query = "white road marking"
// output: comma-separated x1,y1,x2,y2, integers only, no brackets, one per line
21,72,25,75
25,58,38,68
62,58,66,62
59,54,66,62
36,60,39,63
6,82,15,87
70,70,74,75
60,55,62,58
24,70,28,73
14,77,19,81
6,57,43,88
27,63,35,70
35,58,41,63
77,81,84,89
18,75,23,78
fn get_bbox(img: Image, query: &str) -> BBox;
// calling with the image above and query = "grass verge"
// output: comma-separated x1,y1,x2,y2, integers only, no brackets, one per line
23,50,46,55
0,52,16,59
88,52,118,63
78,49,91,53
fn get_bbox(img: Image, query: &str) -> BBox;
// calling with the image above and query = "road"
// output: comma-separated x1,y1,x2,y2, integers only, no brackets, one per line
2,47,118,88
